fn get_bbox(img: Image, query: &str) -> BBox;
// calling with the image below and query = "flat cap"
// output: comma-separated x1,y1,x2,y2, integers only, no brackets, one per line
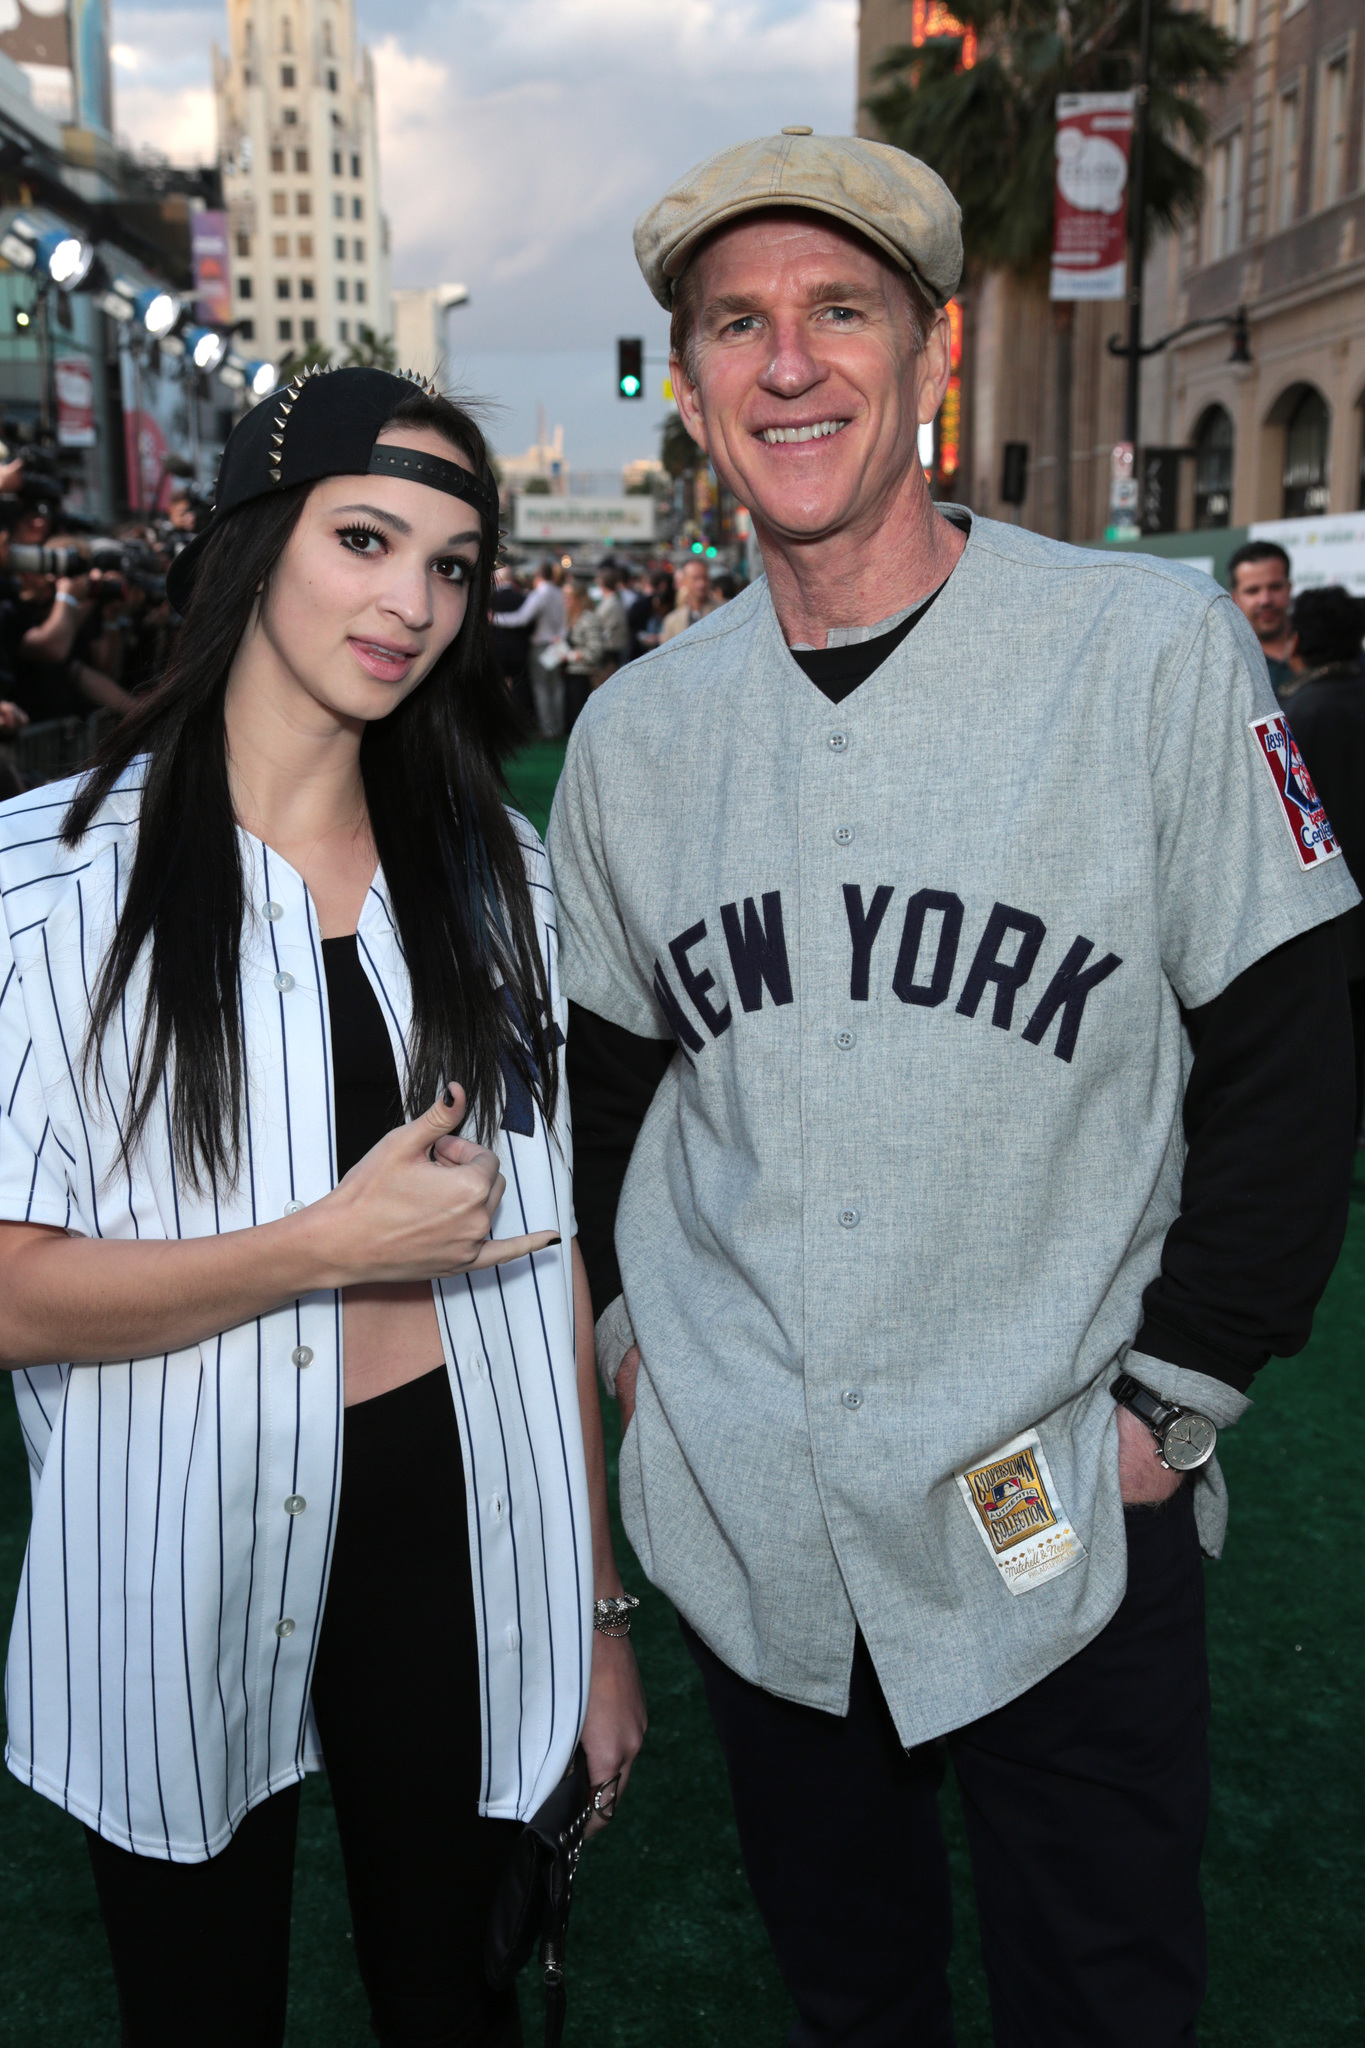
634,129,962,310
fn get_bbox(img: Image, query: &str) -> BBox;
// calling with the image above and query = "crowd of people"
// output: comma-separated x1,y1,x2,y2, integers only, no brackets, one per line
0,443,201,798
490,552,741,738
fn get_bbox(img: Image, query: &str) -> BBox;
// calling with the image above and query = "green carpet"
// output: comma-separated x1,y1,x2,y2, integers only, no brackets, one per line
0,743,1358,2042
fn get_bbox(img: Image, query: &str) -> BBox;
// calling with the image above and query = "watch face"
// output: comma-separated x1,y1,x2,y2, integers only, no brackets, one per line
1161,1413,1217,1472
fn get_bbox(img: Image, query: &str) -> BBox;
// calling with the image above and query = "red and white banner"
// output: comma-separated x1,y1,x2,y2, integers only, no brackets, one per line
55,354,95,448
1049,92,1136,301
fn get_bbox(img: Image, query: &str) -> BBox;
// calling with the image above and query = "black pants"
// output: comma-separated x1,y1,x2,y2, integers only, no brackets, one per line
86,1367,522,2048
1349,977,1365,1136
685,1486,1210,2048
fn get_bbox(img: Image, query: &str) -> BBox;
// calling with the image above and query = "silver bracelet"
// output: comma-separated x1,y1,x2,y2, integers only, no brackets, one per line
593,1593,640,1637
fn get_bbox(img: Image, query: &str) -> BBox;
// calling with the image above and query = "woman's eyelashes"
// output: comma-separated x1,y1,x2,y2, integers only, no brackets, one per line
335,523,475,584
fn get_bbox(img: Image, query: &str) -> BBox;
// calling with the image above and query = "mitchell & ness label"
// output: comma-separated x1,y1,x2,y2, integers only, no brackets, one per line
956,1429,1085,1596
1249,714,1342,869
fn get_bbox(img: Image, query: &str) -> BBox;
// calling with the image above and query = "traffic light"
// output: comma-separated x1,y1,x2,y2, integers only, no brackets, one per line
616,337,643,399
13,305,31,332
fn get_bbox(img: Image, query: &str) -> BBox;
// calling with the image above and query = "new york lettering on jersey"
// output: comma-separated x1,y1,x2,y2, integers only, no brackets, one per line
548,514,1360,1748
653,883,1121,1065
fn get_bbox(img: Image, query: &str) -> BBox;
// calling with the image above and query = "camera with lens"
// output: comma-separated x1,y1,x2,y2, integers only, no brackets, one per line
7,538,167,603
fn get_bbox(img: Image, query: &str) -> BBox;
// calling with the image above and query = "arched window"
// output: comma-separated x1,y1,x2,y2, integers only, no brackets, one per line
1193,406,1234,528
1282,386,1330,518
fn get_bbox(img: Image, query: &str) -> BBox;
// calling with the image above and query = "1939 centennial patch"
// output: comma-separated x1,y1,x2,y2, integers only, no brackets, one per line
956,1430,1085,1596
1249,714,1341,869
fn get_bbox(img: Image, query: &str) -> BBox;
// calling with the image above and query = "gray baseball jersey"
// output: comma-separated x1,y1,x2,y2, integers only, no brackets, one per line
547,512,1358,1746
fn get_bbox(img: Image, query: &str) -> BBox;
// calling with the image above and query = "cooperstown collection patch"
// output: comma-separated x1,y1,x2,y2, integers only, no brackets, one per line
956,1430,1086,1596
1249,714,1342,870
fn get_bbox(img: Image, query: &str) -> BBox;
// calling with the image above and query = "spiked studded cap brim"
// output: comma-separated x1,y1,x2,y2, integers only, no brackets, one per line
166,365,500,613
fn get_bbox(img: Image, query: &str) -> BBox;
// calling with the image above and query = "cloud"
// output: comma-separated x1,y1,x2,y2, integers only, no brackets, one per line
109,0,859,459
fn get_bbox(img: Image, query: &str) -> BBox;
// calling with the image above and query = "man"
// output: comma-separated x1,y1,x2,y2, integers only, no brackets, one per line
1275,585,1365,1141
490,563,535,724
660,555,720,640
1228,539,1298,698
547,130,1358,2045
499,556,567,736
594,562,631,673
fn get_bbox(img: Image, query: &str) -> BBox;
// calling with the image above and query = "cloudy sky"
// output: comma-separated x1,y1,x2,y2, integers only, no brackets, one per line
110,0,859,471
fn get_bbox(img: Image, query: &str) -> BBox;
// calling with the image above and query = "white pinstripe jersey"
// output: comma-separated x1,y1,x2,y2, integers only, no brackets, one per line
0,764,591,1861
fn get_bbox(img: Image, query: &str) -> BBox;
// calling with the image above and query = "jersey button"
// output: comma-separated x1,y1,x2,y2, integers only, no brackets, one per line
263,900,284,921
274,1617,296,1639
832,825,854,846
841,1388,863,1410
834,1028,856,1051
273,971,295,993
283,1200,304,1216
291,1344,313,1368
828,731,849,753
838,1206,860,1229
284,1495,306,1515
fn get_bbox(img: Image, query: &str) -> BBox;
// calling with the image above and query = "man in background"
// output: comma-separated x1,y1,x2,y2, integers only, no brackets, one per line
1229,541,1298,699
594,563,631,674
490,563,534,725
660,556,722,641
1276,584,1365,1142
499,557,567,737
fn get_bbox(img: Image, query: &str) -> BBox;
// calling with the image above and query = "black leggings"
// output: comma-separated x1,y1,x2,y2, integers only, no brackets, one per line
85,1366,522,2048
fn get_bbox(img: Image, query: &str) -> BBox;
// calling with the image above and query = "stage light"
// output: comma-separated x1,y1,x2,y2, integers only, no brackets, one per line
137,288,182,338
42,232,94,288
186,326,228,373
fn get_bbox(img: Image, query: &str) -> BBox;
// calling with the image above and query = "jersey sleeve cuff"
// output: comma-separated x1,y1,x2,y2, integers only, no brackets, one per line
1122,1345,1252,1429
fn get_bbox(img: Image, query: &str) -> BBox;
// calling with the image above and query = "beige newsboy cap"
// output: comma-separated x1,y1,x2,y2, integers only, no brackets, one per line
634,128,963,311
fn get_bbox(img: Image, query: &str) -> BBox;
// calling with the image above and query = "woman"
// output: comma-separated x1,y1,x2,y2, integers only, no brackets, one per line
0,367,645,2046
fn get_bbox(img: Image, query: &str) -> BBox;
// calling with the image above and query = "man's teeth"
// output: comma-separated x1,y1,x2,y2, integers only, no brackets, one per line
760,420,848,444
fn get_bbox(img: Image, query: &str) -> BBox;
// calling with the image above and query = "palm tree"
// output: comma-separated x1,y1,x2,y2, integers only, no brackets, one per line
273,337,334,385
865,0,1240,537
342,324,398,371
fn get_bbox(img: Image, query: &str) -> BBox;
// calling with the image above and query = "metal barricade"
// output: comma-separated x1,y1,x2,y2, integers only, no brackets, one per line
15,710,117,787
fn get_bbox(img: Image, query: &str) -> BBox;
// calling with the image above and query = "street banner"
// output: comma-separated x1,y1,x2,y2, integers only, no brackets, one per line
513,495,655,544
54,354,95,447
191,210,232,328
1049,92,1136,301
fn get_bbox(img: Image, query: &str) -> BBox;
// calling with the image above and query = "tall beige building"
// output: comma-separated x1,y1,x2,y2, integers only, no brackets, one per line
213,0,391,367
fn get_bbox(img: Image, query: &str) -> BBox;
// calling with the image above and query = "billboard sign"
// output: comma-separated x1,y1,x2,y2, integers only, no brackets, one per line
513,495,655,544
1050,93,1136,301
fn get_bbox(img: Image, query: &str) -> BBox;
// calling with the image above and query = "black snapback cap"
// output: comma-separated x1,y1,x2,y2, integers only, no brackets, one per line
166,365,499,614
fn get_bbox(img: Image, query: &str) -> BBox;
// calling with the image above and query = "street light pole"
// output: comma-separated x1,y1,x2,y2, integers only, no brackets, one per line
1123,0,1153,450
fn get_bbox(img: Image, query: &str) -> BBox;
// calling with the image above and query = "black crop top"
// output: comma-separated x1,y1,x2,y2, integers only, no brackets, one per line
321,934,405,1178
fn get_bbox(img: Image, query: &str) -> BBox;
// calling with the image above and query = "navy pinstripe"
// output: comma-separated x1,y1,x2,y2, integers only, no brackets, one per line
0,771,590,1857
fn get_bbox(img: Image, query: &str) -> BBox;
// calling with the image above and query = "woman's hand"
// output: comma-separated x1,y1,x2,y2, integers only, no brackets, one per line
319,1083,558,1286
580,1630,647,1839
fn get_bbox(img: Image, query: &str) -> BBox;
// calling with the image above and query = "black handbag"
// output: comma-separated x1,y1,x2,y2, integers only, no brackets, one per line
485,1746,593,2048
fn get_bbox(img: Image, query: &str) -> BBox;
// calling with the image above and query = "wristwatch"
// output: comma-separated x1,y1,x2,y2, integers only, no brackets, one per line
1111,1372,1217,1473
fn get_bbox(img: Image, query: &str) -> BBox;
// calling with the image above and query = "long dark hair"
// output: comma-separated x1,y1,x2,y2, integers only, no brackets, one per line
62,392,557,1190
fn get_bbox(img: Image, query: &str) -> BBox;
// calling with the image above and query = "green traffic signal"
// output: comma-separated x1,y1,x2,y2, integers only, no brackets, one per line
616,337,644,399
